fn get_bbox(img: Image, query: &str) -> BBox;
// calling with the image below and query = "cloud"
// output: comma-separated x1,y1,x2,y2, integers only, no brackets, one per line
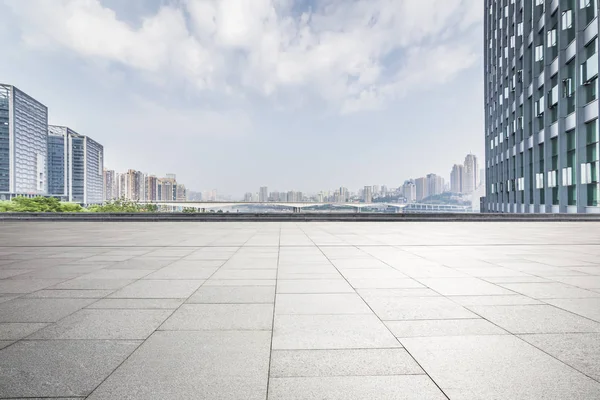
4,0,482,112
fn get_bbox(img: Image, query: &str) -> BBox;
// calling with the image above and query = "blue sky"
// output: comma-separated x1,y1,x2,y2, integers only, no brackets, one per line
0,0,484,196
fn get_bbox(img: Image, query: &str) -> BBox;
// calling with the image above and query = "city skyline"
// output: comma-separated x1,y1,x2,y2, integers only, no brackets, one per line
0,0,485,195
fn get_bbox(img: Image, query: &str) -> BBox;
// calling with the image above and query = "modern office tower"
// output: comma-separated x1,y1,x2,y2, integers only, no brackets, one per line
47,125,103,204
402,180,417,202
485,0,600,213
103,169,116,201
0,84,48,199
259,186,268,202
146,175,159,201
426,173,445,197
243,192,253,202
451,164,465,193
415,177,428,201
363,186,373,203
463,154,479,194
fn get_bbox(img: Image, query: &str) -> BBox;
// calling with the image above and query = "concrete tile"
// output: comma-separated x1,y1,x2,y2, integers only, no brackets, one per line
0,340,140,398
187,286,275,303
346,278,424,289
401,335,600,400
499,282,600,299
275,293,371,315
449,295,543,306
161,304,273,330
24,289,114,298
87,298,185,309
0,340,14,349
106,258,178,269
363,295,478,321
272,314,400,350
0,269,31,279
0,298,96,322
81,269,154,279
356,288,441,297
144,265,218,280
544,298,600,322
270,348,423,377
468,305,600,334
0,323,48,340
0,279,65,294
109,279,203,298
549,276,600,289
29,309,172,340
211,269,276,280
277,272,342,279
51,278,135,290
267,376,446,400
417,278,514,296
204,279,276,286
386,319,508,338
277,280,354,294
87,331,270,400
519,333,600,381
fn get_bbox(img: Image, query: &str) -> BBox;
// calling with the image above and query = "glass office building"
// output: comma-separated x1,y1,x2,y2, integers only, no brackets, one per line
48,125,104,204
484,0,600,213
0,84,48,199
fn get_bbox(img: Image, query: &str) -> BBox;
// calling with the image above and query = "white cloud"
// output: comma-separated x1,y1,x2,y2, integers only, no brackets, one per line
5,0,482,112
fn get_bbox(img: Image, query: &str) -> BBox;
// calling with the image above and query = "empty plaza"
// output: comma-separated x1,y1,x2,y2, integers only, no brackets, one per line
0,221,600,399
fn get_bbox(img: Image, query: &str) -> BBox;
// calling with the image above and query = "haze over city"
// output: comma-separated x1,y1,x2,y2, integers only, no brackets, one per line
0,0,484,196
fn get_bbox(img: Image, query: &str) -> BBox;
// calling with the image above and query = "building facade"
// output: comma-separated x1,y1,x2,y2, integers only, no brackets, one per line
47,125,103,204
485,0,600,213
463,154,479,194
415,177,428,201
426,173,445,197
451,164,465,193
402,180,417,202
363,186,373,203
259,186,268,202
0,84,48,199
103,169,116,201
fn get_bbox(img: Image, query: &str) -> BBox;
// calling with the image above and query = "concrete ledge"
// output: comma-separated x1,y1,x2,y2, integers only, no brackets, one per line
1,213,600,222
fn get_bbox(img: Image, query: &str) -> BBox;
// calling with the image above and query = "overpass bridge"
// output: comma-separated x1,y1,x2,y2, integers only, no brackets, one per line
138,201,471,213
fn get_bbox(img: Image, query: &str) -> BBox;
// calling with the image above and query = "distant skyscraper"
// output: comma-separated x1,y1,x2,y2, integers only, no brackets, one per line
415,177,427,201
451,164,464,193
426,173,444,197
402,180,416,202
103,169,116,201
145,175,158,201
176,184,187,201
48,125,103,204
363,186,373,203
339,187,349,203
243,192,253,202
0,84,48,199
158,176,176,201
259,186,268,202
463,154,478,194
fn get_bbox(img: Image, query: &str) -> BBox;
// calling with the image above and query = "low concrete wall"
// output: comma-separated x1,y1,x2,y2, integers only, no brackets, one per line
1,213,600,222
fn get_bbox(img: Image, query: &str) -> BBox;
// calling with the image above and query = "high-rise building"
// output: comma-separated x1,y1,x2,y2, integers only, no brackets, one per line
243,192,253,202
47,125,104,204
451,164,464,193
363,186,373,203
338,187,349,203
463,154,479,194
146,175,158,201
103,169,116,201
415,177,427,201
259,186,268,202
0,84,48,199
158,176,176,201
176,184,186,201
484,0,600,213
426,173,444,197
402,180,416,202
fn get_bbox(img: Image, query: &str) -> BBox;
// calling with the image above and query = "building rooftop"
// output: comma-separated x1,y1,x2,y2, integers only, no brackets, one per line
1,221,599,399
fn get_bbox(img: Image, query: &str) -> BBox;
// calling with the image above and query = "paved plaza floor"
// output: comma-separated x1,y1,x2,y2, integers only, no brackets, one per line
0,221,600,399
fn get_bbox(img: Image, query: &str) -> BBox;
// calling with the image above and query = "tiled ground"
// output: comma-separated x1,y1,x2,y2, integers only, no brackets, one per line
1,221,600,399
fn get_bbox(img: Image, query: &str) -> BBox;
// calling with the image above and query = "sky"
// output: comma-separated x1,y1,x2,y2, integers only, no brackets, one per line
0,0,485,197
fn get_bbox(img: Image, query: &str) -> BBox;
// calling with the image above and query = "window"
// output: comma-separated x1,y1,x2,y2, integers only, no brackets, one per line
562,9,573,30
547,29,557,48
535,45,544,62
580,0,597,26
517,22,523,36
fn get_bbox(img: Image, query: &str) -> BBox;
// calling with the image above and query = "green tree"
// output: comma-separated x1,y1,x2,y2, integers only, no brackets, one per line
0,197,84,212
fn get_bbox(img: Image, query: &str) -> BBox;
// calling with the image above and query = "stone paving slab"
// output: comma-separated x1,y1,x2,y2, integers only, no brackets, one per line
0,221,600,399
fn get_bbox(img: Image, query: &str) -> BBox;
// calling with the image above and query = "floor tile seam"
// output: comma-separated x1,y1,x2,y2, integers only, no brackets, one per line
536,299,600,324
512,332,600,384
265,223,283,400
269,373,428,378
297,225,451,400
